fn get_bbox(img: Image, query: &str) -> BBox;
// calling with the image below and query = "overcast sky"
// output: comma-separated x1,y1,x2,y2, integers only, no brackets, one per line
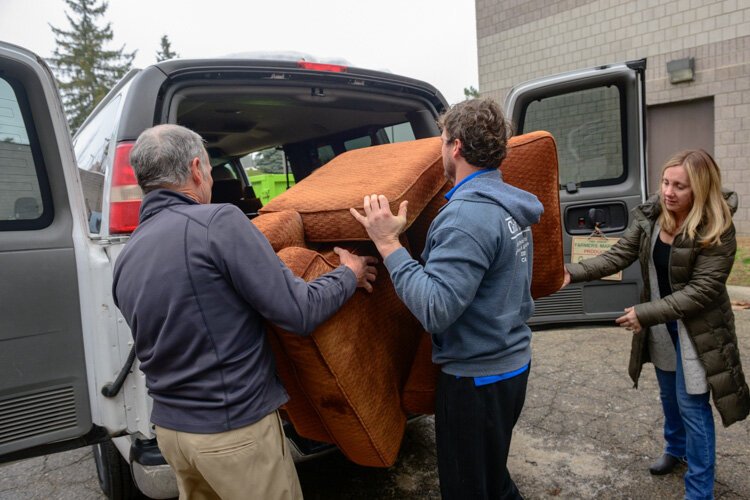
0,0,478,104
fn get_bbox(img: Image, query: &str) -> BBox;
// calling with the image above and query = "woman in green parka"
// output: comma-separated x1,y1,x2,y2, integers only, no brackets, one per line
563,150,749,500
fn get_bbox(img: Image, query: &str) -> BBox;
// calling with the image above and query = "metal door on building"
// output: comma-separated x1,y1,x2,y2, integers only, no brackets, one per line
646,97,714,195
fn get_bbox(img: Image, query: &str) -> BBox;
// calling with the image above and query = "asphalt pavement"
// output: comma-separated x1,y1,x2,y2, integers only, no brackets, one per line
2,289,750,499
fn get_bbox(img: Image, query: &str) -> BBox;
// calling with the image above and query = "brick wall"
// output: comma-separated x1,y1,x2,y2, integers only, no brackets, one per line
477,0,750,233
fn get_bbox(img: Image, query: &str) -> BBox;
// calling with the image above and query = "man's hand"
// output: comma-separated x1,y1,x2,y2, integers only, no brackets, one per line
615,306,642,333
333,247,378,293
349,194,408,259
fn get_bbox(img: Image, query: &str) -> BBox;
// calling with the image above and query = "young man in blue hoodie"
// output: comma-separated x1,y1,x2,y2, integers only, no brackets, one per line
351,98,543,499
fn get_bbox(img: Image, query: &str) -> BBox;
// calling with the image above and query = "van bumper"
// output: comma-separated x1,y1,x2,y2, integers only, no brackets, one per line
129,437,177,499
131,461,177,499
125,421,336,497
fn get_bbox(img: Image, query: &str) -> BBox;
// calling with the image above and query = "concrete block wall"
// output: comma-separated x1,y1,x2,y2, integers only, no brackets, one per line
476,0,750,233
0,142,39,220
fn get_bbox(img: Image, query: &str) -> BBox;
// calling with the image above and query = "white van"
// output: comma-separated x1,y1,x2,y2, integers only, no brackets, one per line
0,41,646,498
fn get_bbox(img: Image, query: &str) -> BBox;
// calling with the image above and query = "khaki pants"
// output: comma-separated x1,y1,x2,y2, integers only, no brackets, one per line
155,411,303,500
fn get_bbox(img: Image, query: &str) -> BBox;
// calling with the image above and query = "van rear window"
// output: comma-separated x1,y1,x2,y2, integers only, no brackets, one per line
521,85,625,188
73,95,122,233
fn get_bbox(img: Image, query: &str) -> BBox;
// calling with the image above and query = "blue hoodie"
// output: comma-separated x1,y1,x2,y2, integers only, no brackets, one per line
385,169,543,377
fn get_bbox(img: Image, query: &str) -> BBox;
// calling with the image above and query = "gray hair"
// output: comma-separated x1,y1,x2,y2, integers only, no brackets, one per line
129,124,207,192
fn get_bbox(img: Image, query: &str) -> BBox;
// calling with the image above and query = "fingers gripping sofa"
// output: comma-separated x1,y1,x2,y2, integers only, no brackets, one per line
250,132,563,467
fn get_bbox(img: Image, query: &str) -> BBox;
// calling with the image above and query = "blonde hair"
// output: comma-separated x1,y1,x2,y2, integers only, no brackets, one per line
658,149,731,247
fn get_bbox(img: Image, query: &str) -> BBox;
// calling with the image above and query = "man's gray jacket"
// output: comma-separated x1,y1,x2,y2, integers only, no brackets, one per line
113,189,357,433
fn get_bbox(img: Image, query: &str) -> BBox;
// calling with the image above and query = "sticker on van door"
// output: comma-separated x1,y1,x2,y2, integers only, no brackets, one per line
570,235,623,281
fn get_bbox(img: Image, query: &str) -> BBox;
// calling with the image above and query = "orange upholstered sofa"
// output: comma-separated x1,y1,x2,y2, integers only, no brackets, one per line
250,132,562,467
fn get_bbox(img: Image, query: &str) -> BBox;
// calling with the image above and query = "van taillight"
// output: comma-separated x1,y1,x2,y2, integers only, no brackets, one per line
297,61,347,73
109,141,142,234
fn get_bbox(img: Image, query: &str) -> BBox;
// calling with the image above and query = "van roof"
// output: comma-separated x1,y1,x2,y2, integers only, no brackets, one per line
151,57,447,109
76,58,448,141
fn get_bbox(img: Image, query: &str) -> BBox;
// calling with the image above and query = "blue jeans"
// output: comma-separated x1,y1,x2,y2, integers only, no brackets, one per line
655,322,715,500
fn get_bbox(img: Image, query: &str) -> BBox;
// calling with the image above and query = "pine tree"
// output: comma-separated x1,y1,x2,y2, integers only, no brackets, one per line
49,0,136,132
156,35,178,62
254,148,285,173
463,86,480,100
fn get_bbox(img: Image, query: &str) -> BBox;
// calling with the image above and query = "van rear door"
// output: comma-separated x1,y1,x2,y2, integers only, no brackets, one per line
505,60,647,324
0,43,96,461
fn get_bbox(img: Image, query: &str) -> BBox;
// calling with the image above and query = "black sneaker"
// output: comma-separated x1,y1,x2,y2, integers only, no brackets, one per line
649,453,686,475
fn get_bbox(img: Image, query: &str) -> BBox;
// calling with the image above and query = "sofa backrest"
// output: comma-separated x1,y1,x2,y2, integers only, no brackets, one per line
260,137,446,242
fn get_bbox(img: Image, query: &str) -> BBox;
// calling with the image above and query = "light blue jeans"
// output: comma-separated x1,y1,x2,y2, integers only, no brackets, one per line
655,323,715,500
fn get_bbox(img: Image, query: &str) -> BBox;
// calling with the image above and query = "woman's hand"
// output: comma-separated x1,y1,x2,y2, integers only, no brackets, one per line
561,267,571,289
615,306,642,333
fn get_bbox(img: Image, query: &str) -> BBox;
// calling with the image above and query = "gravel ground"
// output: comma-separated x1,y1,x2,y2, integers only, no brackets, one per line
3,289,750,499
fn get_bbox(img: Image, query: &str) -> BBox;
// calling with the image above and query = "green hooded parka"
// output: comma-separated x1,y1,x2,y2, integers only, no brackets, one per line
567,193,750,427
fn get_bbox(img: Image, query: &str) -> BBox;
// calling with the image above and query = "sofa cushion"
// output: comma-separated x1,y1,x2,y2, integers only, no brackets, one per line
260,138,446,242
266,330,333,444
501,131,563,299
267,245,423,467
251,210,305,252
252,211,330,442
404,183,451,260
400,332,439,415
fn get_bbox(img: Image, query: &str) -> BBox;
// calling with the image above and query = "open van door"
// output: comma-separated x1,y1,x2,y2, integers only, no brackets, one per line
0,43,100,462
505,60,647,325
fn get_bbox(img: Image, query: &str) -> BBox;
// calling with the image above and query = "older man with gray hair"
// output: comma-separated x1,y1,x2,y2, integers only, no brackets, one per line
113,124,376,499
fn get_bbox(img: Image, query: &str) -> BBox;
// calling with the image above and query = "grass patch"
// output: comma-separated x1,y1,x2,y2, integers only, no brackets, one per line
728,237,750,287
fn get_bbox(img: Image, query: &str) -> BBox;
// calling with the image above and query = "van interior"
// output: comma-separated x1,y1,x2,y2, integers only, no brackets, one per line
169,86,441,214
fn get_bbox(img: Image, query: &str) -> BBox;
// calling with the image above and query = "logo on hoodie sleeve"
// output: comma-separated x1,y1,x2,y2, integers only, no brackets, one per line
507,216,531,263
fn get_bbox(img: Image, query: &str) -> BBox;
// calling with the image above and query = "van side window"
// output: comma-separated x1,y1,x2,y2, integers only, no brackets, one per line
240,148,295,205
210,164,236,181
384,122,415,143
73,95,122,233
521,86,624,188
344,135,372,151
317,145,335,166
0,76,52,230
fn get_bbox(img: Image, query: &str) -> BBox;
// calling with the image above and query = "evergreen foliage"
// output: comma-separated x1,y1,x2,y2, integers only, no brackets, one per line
254,148,285,173
156,35,178,62
463,85,480,100
49,0,135,132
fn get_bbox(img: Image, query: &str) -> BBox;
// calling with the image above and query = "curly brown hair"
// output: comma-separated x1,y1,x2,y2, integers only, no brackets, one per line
437,98,511,169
